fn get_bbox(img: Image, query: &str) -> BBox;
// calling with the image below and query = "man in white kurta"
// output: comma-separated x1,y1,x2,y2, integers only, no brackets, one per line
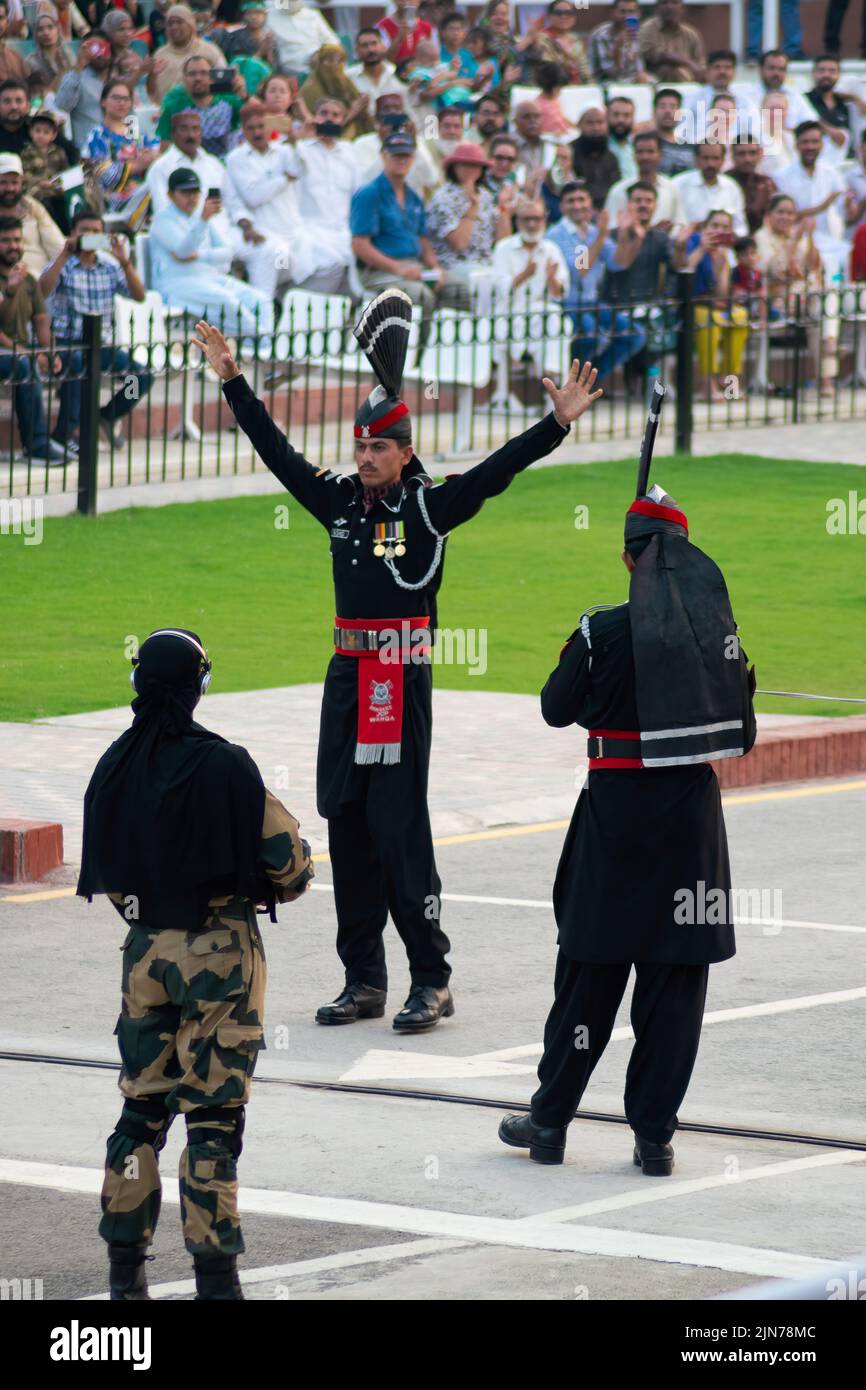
148,167,274,333
225,100,343,297
266,0,337,74
287,101,363,284
774,124,847,277
145,109,276,289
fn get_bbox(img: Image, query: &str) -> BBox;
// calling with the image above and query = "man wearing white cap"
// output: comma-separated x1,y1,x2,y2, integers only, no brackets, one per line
0,152,64,274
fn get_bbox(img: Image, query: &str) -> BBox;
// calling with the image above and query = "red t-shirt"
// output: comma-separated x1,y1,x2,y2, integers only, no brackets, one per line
375,15,434,64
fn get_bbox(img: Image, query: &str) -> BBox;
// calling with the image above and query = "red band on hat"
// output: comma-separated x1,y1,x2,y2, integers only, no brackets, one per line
627,499,689,530
354,401,410,439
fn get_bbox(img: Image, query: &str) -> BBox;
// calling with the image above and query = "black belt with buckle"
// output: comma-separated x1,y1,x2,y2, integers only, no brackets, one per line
334,626,428,652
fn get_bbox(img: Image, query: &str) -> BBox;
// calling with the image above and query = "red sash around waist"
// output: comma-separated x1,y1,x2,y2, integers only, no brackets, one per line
335,617,431,766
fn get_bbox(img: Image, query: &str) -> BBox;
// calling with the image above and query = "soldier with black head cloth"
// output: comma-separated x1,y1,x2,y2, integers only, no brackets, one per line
78,628,314,1300
500,388,756,1175
194,293,603,1033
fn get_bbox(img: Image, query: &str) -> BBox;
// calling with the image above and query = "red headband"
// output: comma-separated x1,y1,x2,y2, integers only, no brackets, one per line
353,401,410,439
627,498,689,531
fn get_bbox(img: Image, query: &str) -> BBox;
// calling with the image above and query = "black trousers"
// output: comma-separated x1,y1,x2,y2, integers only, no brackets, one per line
531,951,709,1144
328,791,451,992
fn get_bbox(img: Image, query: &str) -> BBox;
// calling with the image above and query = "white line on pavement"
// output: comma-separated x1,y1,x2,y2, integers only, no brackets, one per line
0,1158,834,1281
340,984,866,1080
312,883,866,931
81,1238,471,1300
531,1150,866,1224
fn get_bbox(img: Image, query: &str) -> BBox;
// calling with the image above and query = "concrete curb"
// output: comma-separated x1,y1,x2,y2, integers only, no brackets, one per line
714,717,866,789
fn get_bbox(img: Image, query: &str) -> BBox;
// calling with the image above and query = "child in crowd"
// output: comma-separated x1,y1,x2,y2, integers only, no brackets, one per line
465,26,500,95
535,61,572,136
21,108,70,206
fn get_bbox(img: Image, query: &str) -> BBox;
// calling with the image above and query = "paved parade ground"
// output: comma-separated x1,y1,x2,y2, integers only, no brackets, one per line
1,688,864,1302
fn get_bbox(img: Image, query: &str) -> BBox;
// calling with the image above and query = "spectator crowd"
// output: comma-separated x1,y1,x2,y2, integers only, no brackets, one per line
3,0,866,461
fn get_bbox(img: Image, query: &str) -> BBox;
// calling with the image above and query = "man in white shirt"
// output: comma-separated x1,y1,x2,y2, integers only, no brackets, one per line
493,200,568,308
682,47,747,135
266,0,337,75
225,98,345,298
774,121,847,276
146,111,237,231
491,197,568,406
352,92,440,201
740,49,817,135
288,97,363,289
348,27,405,106
673,140,747,235
605,131,682,230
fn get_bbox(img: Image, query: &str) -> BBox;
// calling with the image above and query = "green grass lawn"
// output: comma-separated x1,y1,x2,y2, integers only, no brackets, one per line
2,452,864,722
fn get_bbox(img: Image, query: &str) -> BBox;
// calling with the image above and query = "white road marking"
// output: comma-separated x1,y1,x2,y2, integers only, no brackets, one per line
81,1238,470,1300
313,882,866,931
340,984,866,1080
533,1150,866,1224
0,1158,834,1281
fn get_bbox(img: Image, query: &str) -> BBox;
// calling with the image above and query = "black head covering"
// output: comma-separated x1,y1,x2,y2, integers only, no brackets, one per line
77,629,269,930
625,484,756,765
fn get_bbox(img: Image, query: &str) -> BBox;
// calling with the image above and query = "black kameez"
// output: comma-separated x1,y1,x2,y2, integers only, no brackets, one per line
541,602,737,966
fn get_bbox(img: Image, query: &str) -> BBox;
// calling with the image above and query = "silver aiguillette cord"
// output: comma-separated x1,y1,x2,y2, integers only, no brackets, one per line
756,690,866,705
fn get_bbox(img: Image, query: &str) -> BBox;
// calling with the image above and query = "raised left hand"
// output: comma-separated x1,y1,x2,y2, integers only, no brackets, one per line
542,358,603,425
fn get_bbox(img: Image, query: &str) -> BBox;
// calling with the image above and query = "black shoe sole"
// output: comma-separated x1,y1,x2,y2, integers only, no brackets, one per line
633,1148,673,1176
499,1125,565,1165
315,1004,386,1025
392,1001,455,1032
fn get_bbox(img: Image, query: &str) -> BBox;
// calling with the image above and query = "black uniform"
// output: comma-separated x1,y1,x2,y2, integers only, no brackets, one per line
531,601,741,1145
224,372,570,989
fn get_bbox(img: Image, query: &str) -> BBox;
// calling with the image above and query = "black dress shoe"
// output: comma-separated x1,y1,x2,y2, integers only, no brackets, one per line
633,1134,674,1176
315,982,387,1025
392,984,454,1032
498,1114,566,1165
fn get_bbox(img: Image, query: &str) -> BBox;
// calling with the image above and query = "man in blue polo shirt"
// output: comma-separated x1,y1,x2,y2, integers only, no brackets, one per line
350,130,464,343
546,179,645,384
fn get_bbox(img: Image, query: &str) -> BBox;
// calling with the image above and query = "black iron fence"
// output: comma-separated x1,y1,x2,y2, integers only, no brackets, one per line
4,279,866,508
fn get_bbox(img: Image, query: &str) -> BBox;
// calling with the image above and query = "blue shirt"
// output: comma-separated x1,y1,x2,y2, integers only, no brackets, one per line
48,253,127,340
350,173,426,261
546,218,607,308
685,231,717,298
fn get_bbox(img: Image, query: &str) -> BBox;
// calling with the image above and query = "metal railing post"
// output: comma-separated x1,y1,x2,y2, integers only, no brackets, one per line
76,311,102,516
675,272,694,453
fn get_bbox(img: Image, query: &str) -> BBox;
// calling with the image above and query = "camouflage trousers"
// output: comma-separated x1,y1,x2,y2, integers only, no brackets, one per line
99,906,266,1258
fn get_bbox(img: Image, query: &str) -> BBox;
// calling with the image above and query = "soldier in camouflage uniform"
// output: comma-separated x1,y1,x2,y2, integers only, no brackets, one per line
78,629,314,1300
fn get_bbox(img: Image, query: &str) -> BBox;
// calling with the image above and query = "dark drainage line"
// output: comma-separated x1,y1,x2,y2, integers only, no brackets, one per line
3,1051,864,1154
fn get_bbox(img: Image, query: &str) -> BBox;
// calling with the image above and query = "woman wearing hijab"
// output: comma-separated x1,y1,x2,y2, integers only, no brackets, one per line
147,2,225,104
27,10,76,90
299,42,372,140
79,628,314,1301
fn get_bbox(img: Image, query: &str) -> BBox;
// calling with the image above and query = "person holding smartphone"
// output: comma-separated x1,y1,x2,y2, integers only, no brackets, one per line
674,209,749,399
38,205,153,451
589,0,648,85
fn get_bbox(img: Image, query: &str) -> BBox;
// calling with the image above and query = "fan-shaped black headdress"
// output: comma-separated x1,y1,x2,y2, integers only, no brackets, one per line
623,383,756,765
353,288,413,441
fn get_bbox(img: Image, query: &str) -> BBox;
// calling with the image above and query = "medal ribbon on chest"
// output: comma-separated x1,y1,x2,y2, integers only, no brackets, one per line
373,521,406,560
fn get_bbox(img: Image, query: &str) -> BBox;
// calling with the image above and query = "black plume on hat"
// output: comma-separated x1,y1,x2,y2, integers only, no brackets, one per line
352,288,414,440
353,288,412,398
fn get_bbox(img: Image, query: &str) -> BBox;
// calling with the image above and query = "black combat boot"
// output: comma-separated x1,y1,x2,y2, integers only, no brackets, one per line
108,1242,151,1300
193,1253,244,1300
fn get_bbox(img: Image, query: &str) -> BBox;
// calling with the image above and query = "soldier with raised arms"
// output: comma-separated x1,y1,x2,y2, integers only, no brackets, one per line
194,293,603,1032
